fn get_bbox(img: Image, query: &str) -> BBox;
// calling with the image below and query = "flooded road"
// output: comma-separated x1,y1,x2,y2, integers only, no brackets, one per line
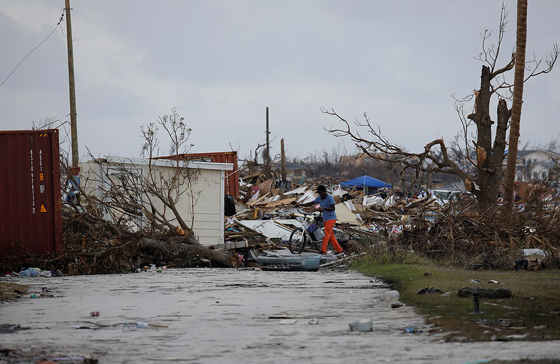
1,268,558,363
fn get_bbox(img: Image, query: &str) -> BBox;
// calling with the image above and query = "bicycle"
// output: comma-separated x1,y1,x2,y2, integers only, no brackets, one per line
288,208,362,254
288,208,325,254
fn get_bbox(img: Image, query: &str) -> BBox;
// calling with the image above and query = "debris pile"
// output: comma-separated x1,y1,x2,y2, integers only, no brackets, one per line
232,176,560,271
222,178,384,268
2,167,558,274
381,192,560,270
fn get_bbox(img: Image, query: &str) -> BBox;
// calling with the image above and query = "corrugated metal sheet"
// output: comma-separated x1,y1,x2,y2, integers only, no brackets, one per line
0,130,62,258
155,151,239,197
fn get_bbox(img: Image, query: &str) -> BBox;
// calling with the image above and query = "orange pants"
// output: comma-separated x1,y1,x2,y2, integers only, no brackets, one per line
322,219,343,254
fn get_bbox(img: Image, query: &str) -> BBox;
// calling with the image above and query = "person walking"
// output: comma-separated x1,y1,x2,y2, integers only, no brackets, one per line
302,185,344,255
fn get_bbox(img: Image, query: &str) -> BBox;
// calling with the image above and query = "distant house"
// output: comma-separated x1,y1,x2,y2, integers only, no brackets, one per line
281,162,317,183
507,150,560,182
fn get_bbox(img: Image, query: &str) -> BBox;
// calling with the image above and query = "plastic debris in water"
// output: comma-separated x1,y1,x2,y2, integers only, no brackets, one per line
403,326,422,333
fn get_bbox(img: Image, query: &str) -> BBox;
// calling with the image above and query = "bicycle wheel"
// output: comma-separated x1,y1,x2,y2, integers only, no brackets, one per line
289,227,308,254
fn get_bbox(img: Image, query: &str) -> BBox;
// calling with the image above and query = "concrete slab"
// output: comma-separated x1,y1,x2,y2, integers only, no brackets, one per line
1,269,559,363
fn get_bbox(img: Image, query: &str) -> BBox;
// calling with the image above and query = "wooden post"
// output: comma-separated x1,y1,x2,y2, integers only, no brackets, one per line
265,107,270,179
281,138,286,181
65,0,79,171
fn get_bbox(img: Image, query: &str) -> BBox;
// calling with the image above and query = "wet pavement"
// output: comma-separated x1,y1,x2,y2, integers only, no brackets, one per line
1,268,559,363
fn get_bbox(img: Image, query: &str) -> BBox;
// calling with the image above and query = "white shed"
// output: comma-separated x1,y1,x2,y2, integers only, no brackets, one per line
80,156,233,246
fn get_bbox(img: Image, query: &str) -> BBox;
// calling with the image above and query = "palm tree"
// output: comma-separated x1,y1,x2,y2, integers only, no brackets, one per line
504,0,528,210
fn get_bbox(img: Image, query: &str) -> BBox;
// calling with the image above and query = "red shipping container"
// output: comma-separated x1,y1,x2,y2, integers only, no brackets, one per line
0,130,62,258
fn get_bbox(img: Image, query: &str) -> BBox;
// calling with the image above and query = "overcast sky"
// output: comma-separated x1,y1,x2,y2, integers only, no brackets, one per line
1,1,559,162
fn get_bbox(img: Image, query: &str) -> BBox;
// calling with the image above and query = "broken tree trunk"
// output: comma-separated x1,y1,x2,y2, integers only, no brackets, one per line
139,236,237,267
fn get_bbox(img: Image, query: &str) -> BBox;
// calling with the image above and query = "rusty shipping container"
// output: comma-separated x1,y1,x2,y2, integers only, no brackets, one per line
0,130,62,258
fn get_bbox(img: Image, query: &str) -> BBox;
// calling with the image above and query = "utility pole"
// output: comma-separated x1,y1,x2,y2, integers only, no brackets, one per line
265,107,270,179
65,0,79,172
281,138,286,181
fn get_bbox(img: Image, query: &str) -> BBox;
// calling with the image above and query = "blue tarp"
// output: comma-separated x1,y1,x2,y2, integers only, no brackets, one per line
340,175,391,189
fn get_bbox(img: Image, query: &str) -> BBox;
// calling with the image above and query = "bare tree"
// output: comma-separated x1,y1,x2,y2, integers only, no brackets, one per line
72,108,238,267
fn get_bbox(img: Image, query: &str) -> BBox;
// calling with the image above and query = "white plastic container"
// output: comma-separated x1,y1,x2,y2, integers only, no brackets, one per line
313,227,325,240
383,290,400,302
349,319,373,332
357,319,372,332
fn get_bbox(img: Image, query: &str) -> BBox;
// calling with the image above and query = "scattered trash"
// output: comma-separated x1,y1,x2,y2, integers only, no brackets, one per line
349,319,372,332
135,321,149,328
522,248,547,258
123,321,149,329
19,268,51,278
17,268,62,278
470,278,481,284
391,302,403,309
417,287,443,295
403,325,422,334
488,280,501,284
90,311,100,317
357,320,372,332
514,258,545,271
308,318,319,325
277,319,297,325
383,290,400,302
0,324,21,333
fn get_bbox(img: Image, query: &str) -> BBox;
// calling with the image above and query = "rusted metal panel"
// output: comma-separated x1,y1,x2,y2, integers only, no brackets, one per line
0,130,62,258
155,151,239,197
204,152,239,198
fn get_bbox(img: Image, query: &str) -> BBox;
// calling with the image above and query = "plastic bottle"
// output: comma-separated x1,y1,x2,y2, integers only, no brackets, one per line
403,326,421,333
136,321,148,328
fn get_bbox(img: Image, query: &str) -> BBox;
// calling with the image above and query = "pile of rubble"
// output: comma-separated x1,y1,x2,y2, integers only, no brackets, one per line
221,177,425,268
225,176,455,250
226,176,560,271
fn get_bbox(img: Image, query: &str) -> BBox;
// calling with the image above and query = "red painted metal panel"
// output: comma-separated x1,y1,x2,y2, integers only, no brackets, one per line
155,151,239,197
0,130,62,258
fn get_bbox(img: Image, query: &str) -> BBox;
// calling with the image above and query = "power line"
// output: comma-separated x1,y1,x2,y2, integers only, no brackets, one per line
0,10,65,88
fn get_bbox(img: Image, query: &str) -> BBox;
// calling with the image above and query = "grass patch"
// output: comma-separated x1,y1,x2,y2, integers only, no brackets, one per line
0,282,29,301
351,253,560,342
